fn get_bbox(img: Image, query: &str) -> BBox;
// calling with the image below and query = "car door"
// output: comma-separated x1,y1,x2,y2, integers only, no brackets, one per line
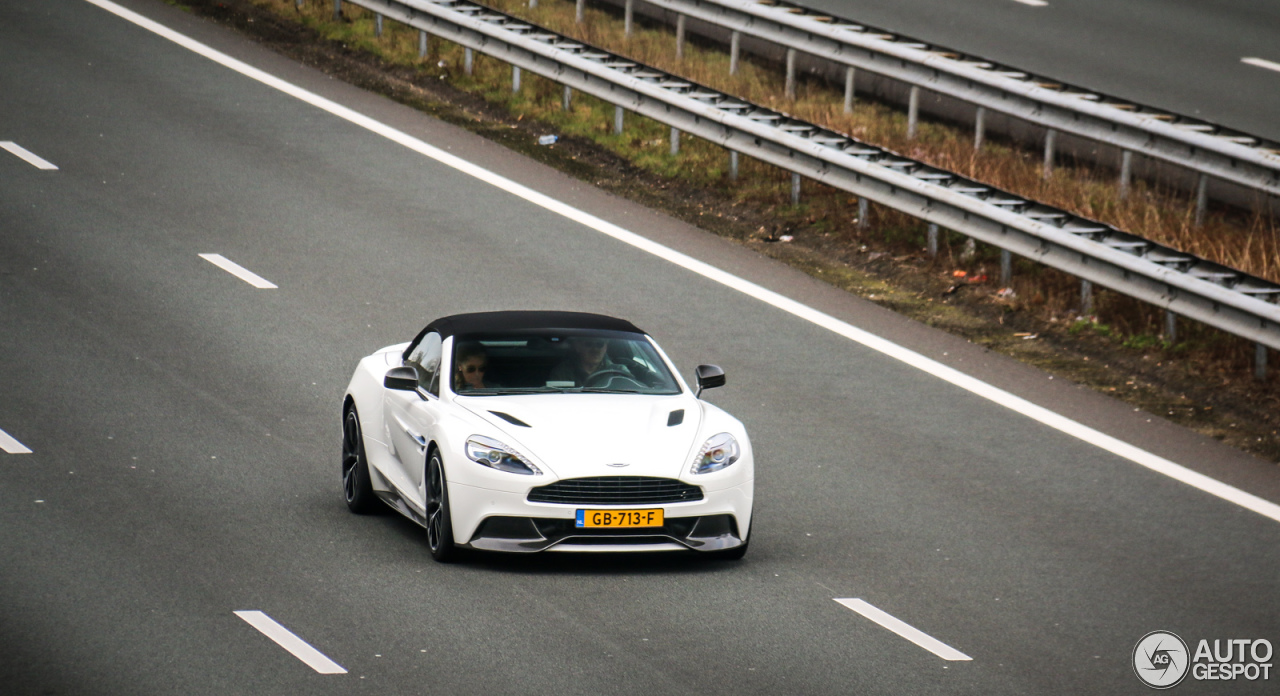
383,332,444,513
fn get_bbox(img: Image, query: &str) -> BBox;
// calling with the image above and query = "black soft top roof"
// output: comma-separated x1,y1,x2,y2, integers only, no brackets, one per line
422,311,645,340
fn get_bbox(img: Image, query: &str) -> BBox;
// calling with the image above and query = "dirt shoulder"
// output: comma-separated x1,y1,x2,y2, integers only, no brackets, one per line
163,0,1279,463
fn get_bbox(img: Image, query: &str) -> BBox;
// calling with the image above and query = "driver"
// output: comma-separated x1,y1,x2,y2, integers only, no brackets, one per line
453,342,492,391
547,336,634,387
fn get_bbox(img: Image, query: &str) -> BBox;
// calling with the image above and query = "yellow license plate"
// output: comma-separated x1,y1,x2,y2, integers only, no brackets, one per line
575,508,664,528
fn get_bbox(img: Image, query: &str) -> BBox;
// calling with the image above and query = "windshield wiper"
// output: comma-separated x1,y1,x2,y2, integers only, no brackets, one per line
580,387,645,394
462,387,563,395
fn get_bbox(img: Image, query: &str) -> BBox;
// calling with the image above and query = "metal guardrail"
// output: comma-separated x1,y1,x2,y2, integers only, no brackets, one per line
638,0,1280,202
342,0,1280,356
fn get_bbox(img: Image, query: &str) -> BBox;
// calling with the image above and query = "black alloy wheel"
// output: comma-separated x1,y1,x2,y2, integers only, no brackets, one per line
425,451,457,562
342,406,379,514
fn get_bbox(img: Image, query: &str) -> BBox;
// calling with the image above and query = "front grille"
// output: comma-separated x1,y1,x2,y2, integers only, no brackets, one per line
527,476,703,505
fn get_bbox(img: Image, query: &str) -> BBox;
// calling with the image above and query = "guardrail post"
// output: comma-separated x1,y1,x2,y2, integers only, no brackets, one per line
333,0,341,21
974,106,985,150
785,49,797,100
562,85,572,111
729,31,740,76
927,223,938,258
1195,174,1209,226
1081,280,1094,316
907,86,919,140
1164,310,1177,343
576,0,584,23
676,15,686,60
624,0,633,38
464,47,473,75
858,198,869,229
791,173,801,205
1000,249,1012,286
375,13,383,38
1043,129,1057,180
670,127,680,155
1119,150,1133,200
418,30,429,58
1257,343,1268,380
614,105,624,134
729,151,738,181
512,65,521,93
843,67,855,114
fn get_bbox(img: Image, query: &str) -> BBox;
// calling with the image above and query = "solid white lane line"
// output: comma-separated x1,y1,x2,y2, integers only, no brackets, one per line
198,253,278,289
835,599,972,661
87,0,1280,525
0,428,33,454
233,611,347,674
0,141,59,170
1242,57,1280,74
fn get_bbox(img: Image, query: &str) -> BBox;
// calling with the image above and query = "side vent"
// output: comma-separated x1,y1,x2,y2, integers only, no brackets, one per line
667,409,684,427
489,411,531,428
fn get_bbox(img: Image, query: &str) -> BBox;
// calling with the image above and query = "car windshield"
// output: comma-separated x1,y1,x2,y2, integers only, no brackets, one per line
450,330,682,396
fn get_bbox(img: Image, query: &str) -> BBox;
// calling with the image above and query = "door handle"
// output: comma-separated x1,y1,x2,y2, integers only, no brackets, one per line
393,414,428,451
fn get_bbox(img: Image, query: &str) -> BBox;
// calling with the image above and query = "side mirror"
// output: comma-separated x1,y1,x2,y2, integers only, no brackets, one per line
384,366,420,391
695,364,726,397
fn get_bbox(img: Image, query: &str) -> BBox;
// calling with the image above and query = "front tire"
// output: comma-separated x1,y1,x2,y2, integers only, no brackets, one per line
342,405,380,514
425,451,458,562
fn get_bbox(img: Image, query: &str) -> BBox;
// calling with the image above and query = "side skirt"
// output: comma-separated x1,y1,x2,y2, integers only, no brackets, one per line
372,478,428,529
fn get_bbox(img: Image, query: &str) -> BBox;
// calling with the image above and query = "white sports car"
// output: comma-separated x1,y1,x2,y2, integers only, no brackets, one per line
341,311,754,561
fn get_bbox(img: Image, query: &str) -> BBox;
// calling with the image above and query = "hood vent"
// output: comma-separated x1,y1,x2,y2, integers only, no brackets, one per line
489,411,531,428
667,409,684,427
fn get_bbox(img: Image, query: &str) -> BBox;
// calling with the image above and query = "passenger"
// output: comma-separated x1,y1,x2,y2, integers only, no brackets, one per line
453,342,490,391
547,336,633,387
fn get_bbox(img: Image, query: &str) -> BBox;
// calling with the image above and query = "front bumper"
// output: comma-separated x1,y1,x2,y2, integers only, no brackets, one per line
449,479,753,553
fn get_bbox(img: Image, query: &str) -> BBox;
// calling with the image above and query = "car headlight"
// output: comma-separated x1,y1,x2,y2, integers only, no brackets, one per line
690,432,740,474
465,435,541,475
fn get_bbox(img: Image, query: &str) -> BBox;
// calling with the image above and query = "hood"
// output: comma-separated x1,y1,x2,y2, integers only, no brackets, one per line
455,393,703,479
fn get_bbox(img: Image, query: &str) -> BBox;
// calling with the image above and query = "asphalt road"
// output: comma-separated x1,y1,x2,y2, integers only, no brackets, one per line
2,1,1278,694
805,0,1280,141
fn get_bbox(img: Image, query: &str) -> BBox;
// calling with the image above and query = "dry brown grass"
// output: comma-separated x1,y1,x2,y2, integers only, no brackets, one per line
475,0,1279,283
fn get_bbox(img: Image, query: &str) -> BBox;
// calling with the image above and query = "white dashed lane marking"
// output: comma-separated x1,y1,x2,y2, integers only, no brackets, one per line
234,611,347,674
0,428,33,454
1242,57,1280,74
836,598,973,661
199,254,278,289
1,141,59,170
1011,0,1048,6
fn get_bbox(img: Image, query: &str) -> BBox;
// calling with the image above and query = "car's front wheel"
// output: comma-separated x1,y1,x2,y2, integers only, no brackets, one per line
342,405,379,514
425,451,457,562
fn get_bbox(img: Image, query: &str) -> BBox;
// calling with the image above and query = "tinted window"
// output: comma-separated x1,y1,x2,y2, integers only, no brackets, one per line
450,330,680,395
405,331,443,396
